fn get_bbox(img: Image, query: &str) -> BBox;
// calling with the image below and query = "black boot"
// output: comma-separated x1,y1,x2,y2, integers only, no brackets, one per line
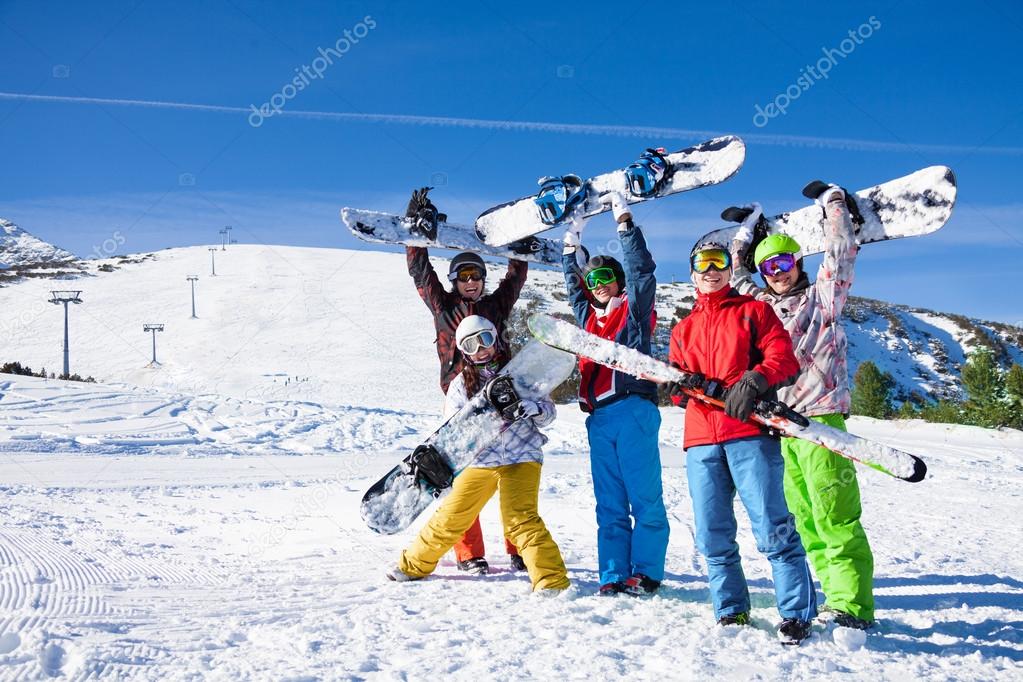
456,557,489,575
622,573,660,596
777,618,812,645
509,554,526,572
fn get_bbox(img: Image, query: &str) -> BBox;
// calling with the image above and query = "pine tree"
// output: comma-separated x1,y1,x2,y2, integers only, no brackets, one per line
850,361,893,419
1005,363,1023,429
961,349,1008,427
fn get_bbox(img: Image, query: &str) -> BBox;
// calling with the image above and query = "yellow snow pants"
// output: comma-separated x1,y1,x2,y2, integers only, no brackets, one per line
399,462,570,591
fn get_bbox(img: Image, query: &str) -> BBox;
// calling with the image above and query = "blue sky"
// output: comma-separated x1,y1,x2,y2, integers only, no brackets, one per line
1,1,1021,323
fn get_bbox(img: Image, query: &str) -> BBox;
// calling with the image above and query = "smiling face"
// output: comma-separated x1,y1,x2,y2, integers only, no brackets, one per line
455,273,484,301
591,280,621,305
764,263,801,295
692,266,731,294
467,343,497,364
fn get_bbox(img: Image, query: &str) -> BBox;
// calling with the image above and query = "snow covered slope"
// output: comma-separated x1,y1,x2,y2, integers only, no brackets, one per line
0,244,1019,410
0,373,1020,679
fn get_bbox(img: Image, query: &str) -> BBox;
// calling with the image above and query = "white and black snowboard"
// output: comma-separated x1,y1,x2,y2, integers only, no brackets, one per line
527,313,927,483
341,207,563,266
704,165,957,271
361,340,576,535
474,136,746,246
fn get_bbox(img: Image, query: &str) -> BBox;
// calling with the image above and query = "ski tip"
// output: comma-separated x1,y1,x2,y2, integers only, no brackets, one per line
904,456,928,483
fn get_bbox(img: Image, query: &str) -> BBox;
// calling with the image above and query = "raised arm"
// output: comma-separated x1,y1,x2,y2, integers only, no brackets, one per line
619,220,657,352
490,259,529,320
815,188,859,319
727,204,764,297
406,246,447,315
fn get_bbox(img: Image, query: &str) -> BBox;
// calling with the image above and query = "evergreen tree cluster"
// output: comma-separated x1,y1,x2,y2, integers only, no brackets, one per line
851,350,1023,430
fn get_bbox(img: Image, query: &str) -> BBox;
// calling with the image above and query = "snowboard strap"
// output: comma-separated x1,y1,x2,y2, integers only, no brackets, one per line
484,375,523,421
534,175,587,226
625,148,673,198
406,444,454,492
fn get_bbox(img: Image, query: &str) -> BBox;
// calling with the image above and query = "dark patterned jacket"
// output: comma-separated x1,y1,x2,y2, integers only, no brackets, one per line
407,246,528,393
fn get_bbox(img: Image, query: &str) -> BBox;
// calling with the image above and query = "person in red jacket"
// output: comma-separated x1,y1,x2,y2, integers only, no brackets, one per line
404,188,527,575
668,239,818,646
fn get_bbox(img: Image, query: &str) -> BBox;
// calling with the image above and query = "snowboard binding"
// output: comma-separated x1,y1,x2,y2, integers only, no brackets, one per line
721,205,771,274
484,375,524,421
405,444,454,493
802,180,865,227
625,147,672,198
534,175,588,226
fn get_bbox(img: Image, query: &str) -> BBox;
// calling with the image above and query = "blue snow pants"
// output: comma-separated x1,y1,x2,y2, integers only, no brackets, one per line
586,396,669,584
685,435,817,621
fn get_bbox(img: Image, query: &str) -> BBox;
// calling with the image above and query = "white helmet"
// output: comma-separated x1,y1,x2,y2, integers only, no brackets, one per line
455,315,498,355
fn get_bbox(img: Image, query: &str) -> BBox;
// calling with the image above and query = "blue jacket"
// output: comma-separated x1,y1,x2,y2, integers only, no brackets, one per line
562,222,659,411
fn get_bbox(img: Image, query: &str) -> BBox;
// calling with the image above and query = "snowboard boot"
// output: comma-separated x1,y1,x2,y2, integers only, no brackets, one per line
717,612,750,627
456,557,489,575
833,611,873,630
598,582,626,597
622,573,660,596
386,567,422,583
777,618,812,646
509,554,527,572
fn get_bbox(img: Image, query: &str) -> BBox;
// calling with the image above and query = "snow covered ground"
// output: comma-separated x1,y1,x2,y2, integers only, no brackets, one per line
0,243,1021,679
0,373,1021,680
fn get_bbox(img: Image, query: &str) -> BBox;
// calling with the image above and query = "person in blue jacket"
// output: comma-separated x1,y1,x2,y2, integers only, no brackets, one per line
562,191,669,596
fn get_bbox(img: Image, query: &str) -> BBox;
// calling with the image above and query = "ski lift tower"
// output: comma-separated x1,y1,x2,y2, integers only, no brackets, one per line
224,225,233,249
187,275,199,318
219,228,228,250
48,290,82,378
143,324,165,366
209,247,217,276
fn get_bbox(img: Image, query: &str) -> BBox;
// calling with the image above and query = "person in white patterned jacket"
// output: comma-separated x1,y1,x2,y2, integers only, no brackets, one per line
388,315,570,592
729,185,875,630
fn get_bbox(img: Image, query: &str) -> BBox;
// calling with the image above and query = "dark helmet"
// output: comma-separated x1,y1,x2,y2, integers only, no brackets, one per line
447,252,487,282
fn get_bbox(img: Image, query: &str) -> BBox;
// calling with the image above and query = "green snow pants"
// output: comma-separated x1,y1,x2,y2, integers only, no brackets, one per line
781,413,875,622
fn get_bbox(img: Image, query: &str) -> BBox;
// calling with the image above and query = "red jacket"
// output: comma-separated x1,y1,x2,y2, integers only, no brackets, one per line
669,286,799,449
578,296,657,411
407,247,527,393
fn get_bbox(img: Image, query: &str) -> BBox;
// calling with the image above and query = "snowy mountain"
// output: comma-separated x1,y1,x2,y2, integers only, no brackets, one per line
0,243,1019,407
0,217,83,283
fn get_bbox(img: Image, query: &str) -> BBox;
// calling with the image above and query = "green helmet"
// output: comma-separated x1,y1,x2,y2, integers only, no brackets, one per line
754,233,802,265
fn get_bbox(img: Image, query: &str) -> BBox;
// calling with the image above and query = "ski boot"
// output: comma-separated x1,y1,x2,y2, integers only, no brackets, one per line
456,557,489,575
717,612,750,627
622,573,660,596
777,618,812,646
387,567,422,583
833,611,873,630
598,582,626,597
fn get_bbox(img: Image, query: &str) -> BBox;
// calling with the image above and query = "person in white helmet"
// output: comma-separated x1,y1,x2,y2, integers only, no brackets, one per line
388,315,569,592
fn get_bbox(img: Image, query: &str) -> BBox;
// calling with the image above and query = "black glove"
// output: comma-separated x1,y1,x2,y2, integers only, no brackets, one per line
404,187,445,241
724,370,769,422
666,369,704,409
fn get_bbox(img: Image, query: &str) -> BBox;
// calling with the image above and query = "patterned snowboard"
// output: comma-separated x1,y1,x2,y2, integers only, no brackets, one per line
474,135,746,246
361,340,576,534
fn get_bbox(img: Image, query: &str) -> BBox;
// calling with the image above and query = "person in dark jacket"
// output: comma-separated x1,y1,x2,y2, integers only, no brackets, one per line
668,238,817,645
404,188,527,575
562,191,669,597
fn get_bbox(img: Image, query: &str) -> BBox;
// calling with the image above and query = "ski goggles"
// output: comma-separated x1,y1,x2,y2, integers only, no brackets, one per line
690,248,731,273
758,253,798,278
584,267,617,290
449,266,484,283
457,330,497,355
